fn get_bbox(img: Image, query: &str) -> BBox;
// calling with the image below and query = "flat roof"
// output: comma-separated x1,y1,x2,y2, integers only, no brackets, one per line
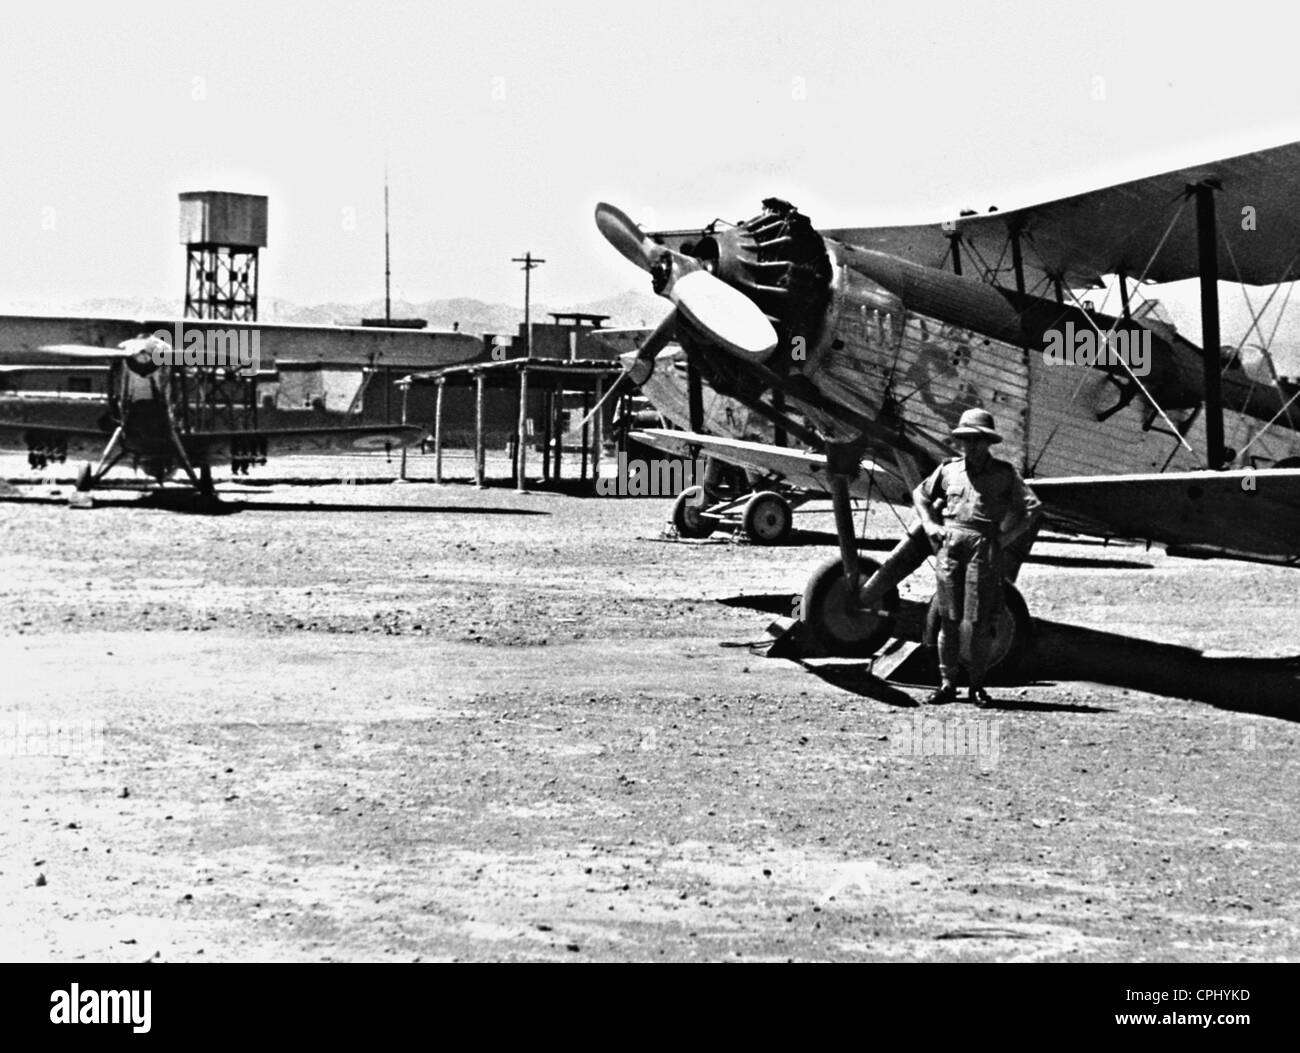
400,356,624,392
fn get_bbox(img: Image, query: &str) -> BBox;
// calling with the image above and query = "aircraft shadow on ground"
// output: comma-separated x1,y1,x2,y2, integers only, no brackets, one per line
733,538,1153,566
0,492,549,517
218,499,549,517
717,592,799,616
780,529,902,550
1026,619,1300,723
717,593,1300,721
1020,554,1152,570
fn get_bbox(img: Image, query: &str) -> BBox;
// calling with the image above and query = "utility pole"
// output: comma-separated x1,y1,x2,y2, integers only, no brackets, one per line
512,251,546,357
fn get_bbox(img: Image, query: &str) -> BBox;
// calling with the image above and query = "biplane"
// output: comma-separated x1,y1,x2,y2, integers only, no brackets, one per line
594,139,1300,671
0,325,429,506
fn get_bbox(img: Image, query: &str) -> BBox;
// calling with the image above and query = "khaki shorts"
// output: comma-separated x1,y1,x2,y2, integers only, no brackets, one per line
934,525,1003,624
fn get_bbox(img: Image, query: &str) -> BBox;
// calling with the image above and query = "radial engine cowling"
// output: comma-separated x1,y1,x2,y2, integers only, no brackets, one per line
689,198,834,366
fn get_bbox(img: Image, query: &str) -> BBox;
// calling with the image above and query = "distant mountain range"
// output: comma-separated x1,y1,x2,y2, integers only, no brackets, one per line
0,290,673,337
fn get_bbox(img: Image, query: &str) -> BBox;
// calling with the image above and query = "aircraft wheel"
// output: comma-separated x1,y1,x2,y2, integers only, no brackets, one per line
742,491,792,545
671,486,716,539
75,463,93,492
924,581,1033,680
800,555,899,656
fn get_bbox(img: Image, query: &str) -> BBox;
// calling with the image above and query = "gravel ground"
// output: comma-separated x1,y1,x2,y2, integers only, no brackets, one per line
1,451,1298,962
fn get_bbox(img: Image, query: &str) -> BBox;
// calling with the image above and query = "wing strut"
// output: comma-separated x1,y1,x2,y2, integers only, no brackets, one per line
944,229,963,276
1009,221,1026,294
1061,284,1200,462
1194,180,1226,468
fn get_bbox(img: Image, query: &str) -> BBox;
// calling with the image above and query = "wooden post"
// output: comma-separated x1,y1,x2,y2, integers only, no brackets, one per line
580,393,590,482
618,390,629,459
516,364,529,493
433,378,444,484
474,371,485,488
399,381,409,481
592,376,603,490
542,387,552,482
553,384,563,482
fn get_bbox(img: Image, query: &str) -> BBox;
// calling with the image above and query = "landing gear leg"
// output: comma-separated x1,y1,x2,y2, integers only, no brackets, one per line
830,471,859,593
194,464,220,513
69,427,126,508
796,447,900,655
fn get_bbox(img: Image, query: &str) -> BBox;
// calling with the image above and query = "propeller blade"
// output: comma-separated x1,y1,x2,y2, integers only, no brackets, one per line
576,372,631,432
670,270,778,362
594,201,776,368
576,309,682,431
626,311,678,384
594,202,660,273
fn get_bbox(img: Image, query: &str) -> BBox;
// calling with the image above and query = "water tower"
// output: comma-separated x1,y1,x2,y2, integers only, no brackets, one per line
179,191,268,320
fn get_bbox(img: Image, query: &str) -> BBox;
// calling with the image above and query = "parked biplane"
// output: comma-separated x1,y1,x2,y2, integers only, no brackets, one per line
594,140,1300,671
0,326,429,507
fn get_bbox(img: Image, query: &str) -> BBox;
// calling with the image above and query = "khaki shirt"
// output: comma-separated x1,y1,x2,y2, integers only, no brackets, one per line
916,456,1041,532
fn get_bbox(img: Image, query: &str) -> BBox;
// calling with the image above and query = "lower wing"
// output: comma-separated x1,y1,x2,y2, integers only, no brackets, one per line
630,428,912,503
635,428,1300,567
184,424,427,459
0,412,115,461
1030,469,1300,566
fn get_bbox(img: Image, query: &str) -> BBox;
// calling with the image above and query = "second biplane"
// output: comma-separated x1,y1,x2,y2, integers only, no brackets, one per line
0,321,444,506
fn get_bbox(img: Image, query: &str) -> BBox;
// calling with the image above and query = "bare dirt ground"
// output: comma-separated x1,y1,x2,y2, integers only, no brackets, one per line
1,450,1298,962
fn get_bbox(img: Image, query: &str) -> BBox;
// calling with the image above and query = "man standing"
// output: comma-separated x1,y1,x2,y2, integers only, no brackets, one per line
913,408,1041,707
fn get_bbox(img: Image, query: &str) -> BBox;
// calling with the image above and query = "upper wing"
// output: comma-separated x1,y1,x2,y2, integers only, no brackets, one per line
0,364,110,373
1032,467,1300,565
26,344,128,361
630,427,912,503
824,140,1300,289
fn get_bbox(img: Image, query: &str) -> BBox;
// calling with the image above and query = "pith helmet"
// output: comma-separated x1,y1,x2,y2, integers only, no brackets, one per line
951,408,1002,444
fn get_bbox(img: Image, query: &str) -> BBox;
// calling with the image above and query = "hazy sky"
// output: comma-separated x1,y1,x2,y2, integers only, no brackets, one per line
3,0,1300,322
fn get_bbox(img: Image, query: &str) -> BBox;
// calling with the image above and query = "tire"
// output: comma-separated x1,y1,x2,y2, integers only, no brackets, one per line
75,463,93,492
799,554,899,656
671,485,716,539
924,580,1033,681
741,491,792,545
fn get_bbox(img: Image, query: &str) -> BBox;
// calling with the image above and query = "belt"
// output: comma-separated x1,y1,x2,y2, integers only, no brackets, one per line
942,521,1000,539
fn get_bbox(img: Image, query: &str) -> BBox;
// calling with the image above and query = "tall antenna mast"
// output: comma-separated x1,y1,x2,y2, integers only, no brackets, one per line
384,168,392,325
